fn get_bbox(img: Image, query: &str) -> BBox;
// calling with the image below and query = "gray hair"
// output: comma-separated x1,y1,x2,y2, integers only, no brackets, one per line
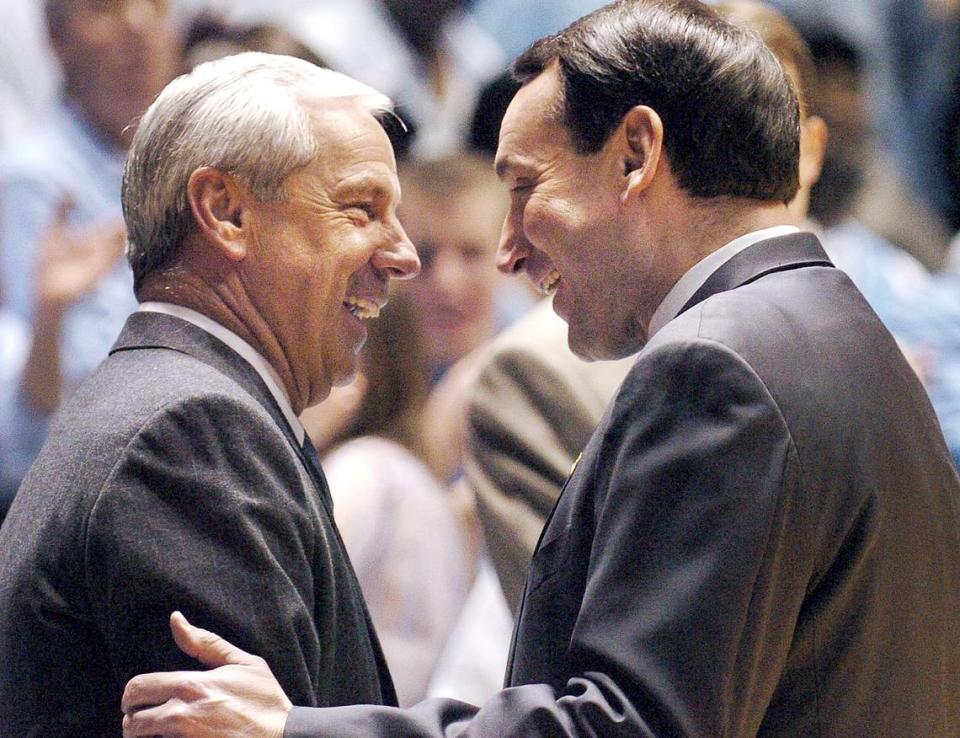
122,51,394,291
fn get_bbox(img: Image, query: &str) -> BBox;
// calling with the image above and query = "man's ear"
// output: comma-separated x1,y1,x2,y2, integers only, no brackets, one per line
186,167,249,261
620,105,664,204
799,114,828,189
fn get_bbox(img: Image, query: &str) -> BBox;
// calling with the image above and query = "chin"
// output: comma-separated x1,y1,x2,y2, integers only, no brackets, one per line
566,332,601,362
568,327,641,363
331,365,359,388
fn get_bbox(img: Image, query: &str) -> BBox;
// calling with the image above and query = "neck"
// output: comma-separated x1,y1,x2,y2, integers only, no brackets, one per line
632,195,794,339
138,269,308,414
674,196,794,269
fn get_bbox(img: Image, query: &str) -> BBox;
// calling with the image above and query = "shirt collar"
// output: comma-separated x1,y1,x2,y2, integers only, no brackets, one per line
137,302,306,445
647,225,800,339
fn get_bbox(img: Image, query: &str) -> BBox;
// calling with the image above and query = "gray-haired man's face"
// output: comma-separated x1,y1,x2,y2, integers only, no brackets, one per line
238,100,421,409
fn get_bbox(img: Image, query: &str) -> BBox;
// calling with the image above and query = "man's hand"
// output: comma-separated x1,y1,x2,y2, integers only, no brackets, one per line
36,198,126,311
121,612,293,738
21,199,127,414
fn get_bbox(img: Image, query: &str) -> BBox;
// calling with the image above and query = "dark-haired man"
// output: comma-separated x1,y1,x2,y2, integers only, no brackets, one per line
122,1,960,736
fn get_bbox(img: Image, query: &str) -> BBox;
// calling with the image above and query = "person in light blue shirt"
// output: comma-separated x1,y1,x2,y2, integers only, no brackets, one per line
471,0,604,58
0,0,178,494
0,100,132,386
820,218,929,331
879,273,960,470
0,102,133,502
0,309,30,518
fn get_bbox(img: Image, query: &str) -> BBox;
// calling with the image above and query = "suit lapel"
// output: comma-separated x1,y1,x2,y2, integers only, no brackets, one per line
109,312,395,699
109,311,335,515
679,232,833,317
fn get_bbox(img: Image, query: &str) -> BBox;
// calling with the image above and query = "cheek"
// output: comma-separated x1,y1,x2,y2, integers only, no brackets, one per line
523,194,582,248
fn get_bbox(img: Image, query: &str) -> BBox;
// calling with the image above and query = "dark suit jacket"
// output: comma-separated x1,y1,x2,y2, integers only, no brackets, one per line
465,299,633,613
284,233,960,736
0,311,395,736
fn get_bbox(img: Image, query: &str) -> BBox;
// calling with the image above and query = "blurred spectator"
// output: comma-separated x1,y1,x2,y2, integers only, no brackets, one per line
397,154,514,383
396,154,535,487
0,0,178,496
300,294,473,707
471,0,603,58
0,0,59,148
289,0,505,157
801,28,932,330
764,0,957,266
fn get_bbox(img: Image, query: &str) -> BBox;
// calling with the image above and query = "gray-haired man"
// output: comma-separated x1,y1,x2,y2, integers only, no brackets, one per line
0,51,419,734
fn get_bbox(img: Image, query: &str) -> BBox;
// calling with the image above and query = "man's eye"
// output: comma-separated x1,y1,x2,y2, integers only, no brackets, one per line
347,204,377,221
461,244,487,262
416,243,436,271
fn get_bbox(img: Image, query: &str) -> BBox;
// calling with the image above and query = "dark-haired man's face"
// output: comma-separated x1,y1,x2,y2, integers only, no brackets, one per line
494,65,657,361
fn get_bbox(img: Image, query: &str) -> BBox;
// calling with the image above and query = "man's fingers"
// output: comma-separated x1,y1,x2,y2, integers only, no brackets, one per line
122,670,205,713
122,698,191,738
169,611,260,668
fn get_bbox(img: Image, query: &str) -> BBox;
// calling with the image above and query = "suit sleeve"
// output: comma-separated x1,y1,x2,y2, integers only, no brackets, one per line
82,392,323,707
282,337,812,737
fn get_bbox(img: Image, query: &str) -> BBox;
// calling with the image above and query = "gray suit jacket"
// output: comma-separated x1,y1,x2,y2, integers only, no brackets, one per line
0,311,395,736
284,233,960,736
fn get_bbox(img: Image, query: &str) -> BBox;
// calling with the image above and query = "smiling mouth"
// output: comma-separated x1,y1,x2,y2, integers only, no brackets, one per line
344,297,381,319
538,269,561,295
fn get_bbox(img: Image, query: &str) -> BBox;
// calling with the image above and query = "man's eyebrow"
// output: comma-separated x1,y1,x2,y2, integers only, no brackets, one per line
332,175,396,201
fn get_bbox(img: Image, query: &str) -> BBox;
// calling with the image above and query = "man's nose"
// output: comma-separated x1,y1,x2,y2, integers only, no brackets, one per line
375,221,420,280
496,212,528,276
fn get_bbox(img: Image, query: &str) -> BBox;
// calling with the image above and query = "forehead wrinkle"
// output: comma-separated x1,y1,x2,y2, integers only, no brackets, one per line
494,152,538,182
332,172,399,203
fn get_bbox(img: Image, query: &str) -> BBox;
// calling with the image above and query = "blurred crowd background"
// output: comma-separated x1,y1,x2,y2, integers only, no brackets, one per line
2,0,960,711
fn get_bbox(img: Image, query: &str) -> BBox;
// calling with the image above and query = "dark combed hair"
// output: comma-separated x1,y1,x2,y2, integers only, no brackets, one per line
513,0,801,204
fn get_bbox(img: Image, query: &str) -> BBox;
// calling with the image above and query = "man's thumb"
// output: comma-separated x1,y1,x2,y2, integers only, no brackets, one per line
169,611,259,668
